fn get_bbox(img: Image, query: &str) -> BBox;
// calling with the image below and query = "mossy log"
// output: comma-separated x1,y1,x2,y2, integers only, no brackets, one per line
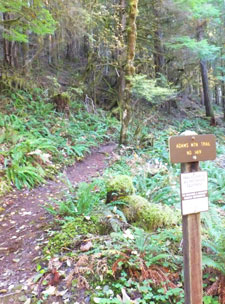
106,175,135,204
122,195,180,231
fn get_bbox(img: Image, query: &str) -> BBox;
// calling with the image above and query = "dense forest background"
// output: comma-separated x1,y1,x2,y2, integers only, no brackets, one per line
1,0,225,137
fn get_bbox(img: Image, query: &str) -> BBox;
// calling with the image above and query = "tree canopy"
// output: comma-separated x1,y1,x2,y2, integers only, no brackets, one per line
0,0,56,42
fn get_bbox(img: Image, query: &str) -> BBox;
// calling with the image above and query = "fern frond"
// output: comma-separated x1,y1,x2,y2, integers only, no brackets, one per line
202,255,224,273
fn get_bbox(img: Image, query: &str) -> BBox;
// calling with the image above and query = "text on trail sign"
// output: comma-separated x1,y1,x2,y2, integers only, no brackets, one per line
169,134,216,163
180,171,208,215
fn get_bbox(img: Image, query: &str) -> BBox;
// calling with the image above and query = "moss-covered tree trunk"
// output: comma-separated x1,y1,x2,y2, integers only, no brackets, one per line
118,0,127,118
119,0,139,145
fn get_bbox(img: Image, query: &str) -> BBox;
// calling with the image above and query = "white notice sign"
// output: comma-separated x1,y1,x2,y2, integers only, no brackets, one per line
180,171,208,215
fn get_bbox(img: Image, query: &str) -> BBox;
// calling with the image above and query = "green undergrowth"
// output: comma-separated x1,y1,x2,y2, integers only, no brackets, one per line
90,226,183,304
31,108,225,303
0,89,119,193
40,171,182,302
107,117,225,209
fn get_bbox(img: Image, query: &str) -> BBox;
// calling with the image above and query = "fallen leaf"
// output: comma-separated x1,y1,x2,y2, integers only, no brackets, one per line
0,248,8,251
56,289,68,297
19,295,27,302
49,268,61,286
33,273,44,283
66,259,72,267
0,207,5,213
48,257,62,270
8,284,14,291
0,289,7,293
12,258,20,263
80,241,93,252
42,286,56,296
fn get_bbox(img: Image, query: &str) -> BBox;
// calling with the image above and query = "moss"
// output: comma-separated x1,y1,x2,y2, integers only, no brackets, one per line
61,91,71,100
0,178,12,197
0,206,5,213
106,175,135,203
44,216,101,256
122,195,180,231
111,107,121,120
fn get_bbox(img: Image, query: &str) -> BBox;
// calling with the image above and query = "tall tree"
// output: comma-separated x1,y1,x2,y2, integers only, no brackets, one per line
120,0,139,144
196,20,214,119
152,0,165,78
168,0,221,120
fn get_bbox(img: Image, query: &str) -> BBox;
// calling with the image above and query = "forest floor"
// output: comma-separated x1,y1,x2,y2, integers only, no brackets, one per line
0,143,116,304
1,75,225,303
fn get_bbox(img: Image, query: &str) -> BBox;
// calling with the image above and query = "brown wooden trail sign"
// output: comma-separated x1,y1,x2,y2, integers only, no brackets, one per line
169,132,216,304
169,134,216,163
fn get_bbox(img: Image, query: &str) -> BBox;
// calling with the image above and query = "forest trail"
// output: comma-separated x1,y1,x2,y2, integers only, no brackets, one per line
0,143,116,303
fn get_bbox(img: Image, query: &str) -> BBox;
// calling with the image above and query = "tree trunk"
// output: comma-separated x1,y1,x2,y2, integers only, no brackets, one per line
154,29,164,77
221,81,225,120
196,23,215,120
118,0,127,111
199,60,214,118
22,37,44,71
48,34,53,65
3,13,13,67
152,1,164,78
215,85,220,105
48,34,57,65
22,40,29,74
66,32,75,60
120,0,139,145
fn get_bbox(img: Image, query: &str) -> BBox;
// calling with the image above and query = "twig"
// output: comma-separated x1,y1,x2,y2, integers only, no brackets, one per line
0,291,21,298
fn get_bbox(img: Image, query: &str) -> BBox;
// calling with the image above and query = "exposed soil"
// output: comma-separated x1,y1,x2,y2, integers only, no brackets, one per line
0,143,117,303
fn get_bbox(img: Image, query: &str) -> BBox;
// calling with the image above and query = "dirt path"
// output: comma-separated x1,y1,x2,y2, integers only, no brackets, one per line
0,143,116,303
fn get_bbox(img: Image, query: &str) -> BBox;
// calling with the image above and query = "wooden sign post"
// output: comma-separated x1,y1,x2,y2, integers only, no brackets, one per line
169,131,216,304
